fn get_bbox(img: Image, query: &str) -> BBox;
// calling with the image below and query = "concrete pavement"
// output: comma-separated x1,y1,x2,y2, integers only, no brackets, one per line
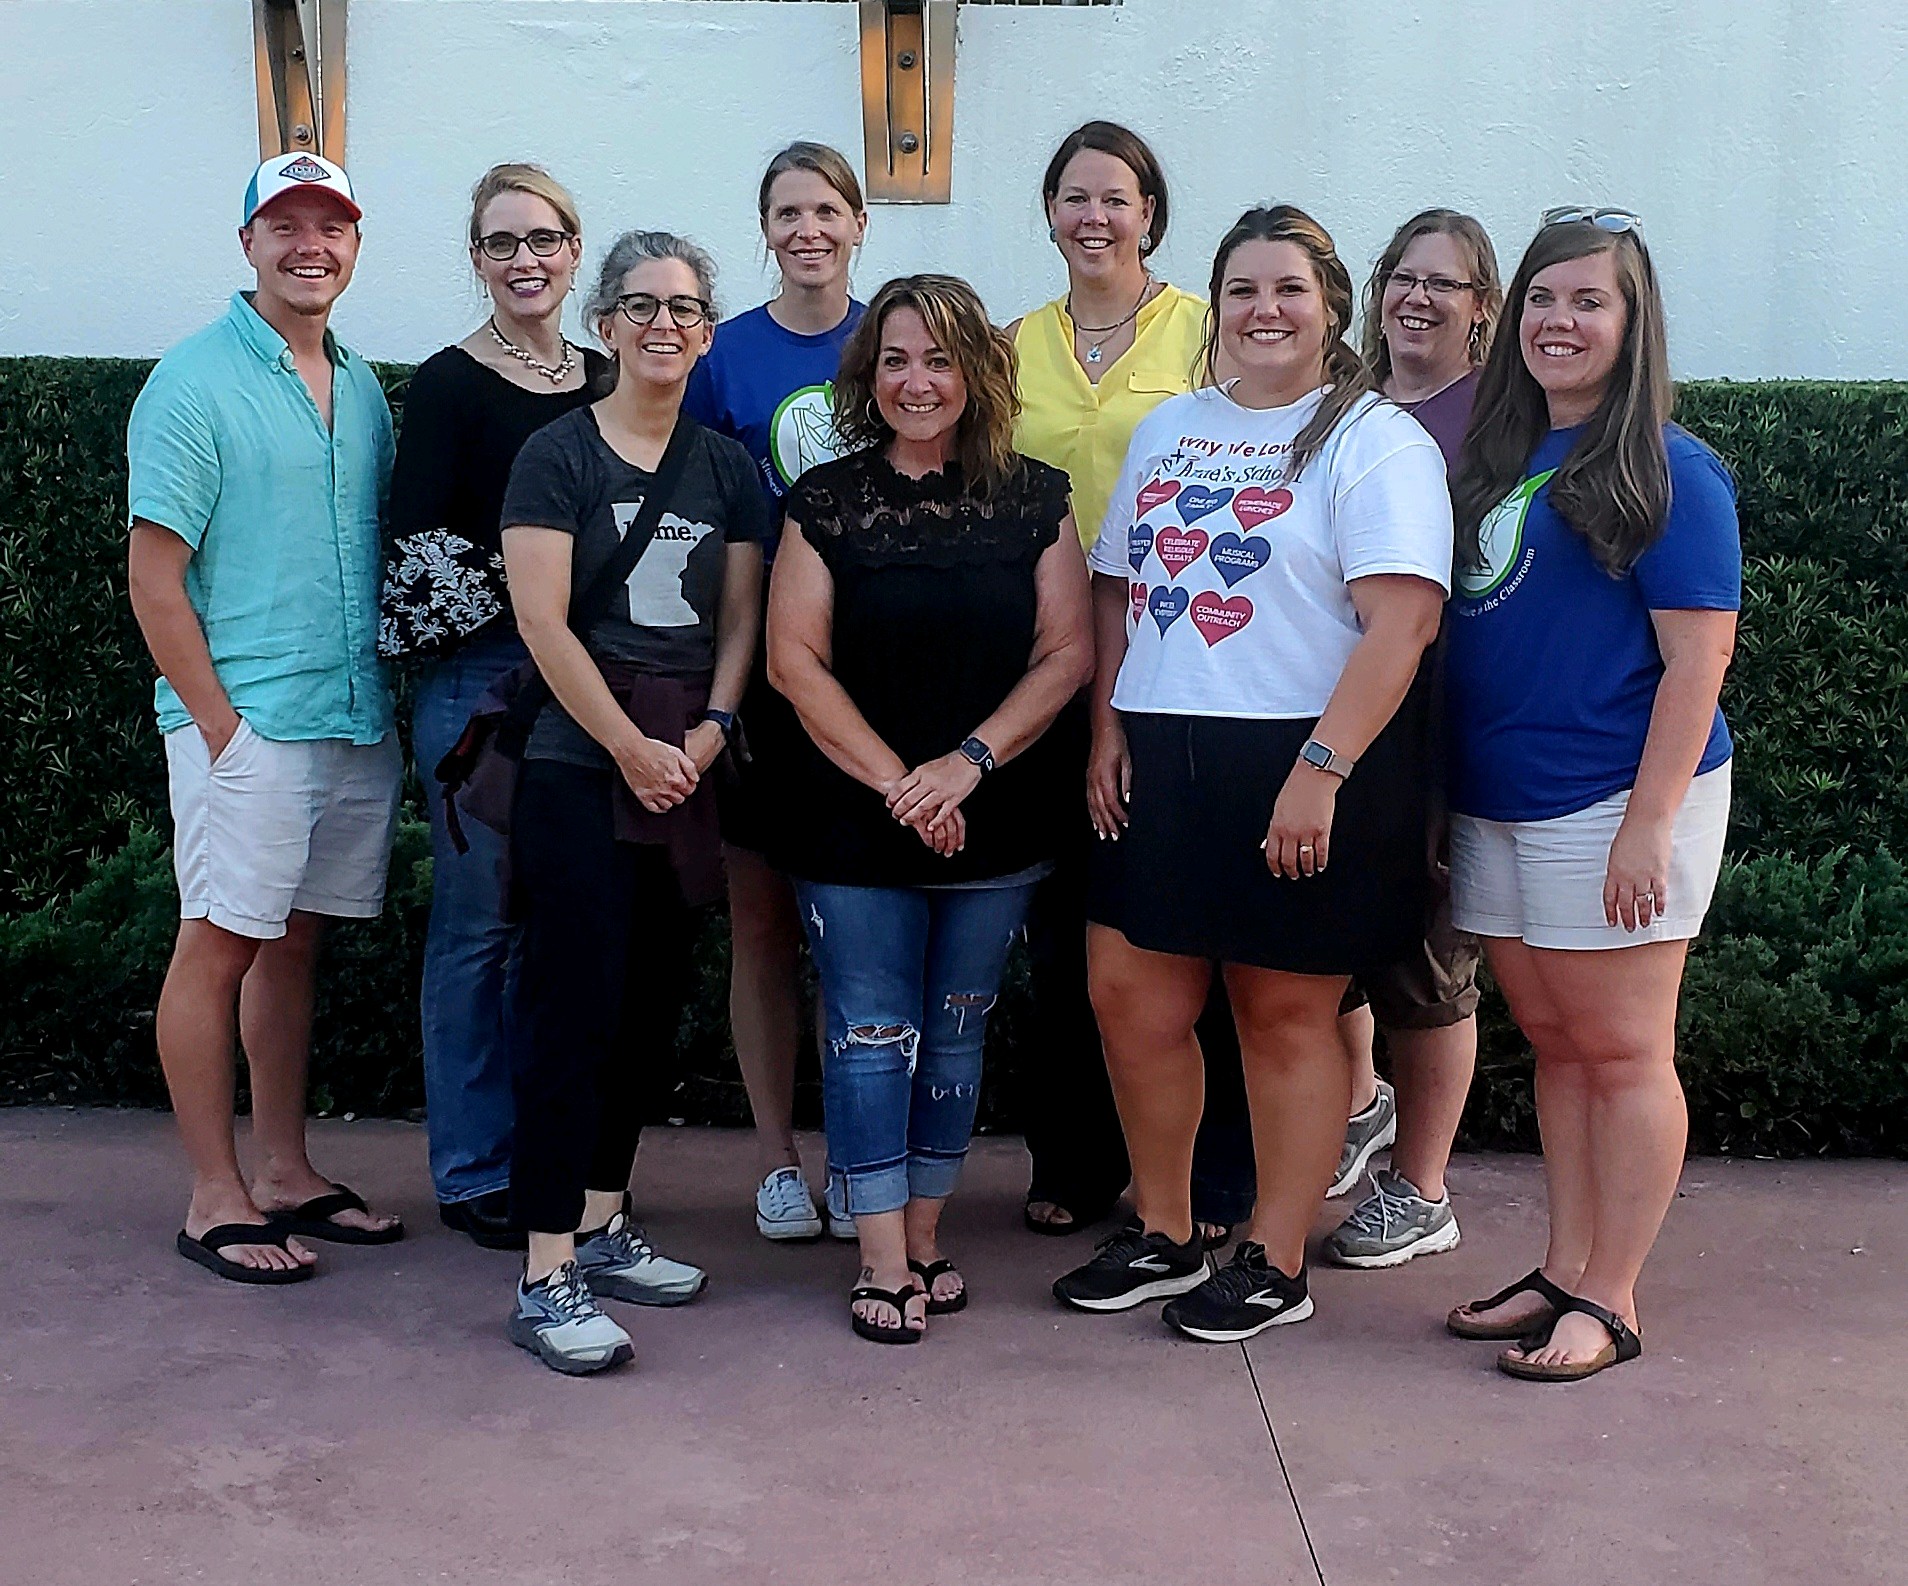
0,1110,1901,1585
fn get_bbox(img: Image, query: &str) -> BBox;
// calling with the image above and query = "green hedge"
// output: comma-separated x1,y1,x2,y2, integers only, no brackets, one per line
2,360,1906,1155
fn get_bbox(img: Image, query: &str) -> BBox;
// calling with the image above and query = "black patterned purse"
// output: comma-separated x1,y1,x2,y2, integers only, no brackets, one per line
377,528,510,661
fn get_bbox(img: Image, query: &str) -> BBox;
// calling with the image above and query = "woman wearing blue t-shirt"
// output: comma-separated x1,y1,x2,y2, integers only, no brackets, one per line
684,142,867,1242
1442,211,1740,1382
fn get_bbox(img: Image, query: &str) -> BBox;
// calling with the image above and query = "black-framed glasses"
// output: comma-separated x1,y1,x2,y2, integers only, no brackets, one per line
475,228,575,262
615,292,714,329
1386,269,1477,299
1541,206,1644,236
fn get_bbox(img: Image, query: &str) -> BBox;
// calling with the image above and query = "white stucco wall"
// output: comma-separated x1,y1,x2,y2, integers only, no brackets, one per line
3,0,1905,377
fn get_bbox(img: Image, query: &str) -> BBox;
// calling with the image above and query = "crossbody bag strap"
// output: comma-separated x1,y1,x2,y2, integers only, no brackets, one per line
501,412,701,740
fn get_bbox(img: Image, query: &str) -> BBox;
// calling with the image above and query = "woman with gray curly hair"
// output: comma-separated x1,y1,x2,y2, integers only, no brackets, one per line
493,230,768,1375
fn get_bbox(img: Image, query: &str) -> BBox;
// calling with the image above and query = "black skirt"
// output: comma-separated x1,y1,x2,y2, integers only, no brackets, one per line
1087,684,1431,975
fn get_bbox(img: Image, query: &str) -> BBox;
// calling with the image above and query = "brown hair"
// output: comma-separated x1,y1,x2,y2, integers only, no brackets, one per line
1198,205,1374,483
1040,121,1170,256
1359,208,1503,387
1451,220,1674,576
833,275,1021,496
758,141,866,219
467,162,582,248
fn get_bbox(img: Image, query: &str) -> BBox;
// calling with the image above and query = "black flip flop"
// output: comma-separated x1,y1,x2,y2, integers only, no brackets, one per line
1022,1196,1116,1237
265,1183,403,1246
850,1283,927,1345
1446,1267,1571,1340
1498,1296,1643,1382
1198,1223,1235,1252
908,1257,968,1316
176,1223,315,1285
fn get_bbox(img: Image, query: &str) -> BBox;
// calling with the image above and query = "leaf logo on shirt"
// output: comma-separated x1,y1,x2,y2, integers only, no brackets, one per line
769,383,846,488
1457,468,1555,599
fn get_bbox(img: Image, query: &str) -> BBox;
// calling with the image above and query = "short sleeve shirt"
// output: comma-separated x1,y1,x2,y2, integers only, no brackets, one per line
1088,386,1454,719
126,292,395,743
1444,424,1741,822
500,409,768,765
682,302,864,552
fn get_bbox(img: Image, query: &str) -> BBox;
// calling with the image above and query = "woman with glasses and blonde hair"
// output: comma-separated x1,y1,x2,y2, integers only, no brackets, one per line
380,163,609,1250
1442,209,1739,1381
1053,205,1453,1342
767,274,1093,1342
685,142,869,1244
494,231,767,1375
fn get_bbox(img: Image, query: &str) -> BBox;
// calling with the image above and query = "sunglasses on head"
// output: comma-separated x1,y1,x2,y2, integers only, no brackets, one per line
1541,206,1644,236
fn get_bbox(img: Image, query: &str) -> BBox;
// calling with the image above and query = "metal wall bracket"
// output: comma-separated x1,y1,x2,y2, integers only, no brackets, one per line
253,0,348,162
859,1,957,204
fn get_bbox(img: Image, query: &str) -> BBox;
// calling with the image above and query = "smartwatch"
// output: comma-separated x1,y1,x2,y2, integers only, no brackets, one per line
1297,738,1354,779
958,736,996,775
700,708,736,743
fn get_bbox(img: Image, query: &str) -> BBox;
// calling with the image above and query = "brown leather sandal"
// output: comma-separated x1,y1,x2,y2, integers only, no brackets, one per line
1446,1268,1571,1340
1498,1297,1643,1382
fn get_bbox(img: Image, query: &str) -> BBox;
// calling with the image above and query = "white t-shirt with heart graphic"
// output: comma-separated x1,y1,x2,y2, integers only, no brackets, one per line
1087,384,1453,720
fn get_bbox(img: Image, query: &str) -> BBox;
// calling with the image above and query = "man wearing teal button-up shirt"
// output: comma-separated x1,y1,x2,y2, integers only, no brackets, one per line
127,153,405,1284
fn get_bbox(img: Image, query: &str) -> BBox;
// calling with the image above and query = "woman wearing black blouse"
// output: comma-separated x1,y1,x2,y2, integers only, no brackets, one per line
768,275,1093,1343
381,165,609,1250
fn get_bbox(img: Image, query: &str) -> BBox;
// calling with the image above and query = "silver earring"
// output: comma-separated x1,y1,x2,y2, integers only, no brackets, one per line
1048,226,1057,242
1139,236,1152,254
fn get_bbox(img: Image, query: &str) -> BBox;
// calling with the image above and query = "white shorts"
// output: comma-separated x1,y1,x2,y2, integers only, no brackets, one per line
1449,763,1731,951
165,720,403,940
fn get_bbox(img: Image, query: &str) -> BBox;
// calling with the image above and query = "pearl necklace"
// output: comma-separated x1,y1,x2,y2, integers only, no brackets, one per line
488,318,578,384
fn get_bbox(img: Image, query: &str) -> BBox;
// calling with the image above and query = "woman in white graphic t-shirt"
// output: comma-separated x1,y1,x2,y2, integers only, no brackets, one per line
1051,205,1454,1344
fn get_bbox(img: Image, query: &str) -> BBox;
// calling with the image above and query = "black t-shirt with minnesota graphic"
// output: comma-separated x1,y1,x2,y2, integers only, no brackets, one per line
501,407,768,767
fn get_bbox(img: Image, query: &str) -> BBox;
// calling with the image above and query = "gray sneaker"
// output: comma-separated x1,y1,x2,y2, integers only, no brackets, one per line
576,1202,707,1307
508,1261,634,1375
1324,1167,1461,1268
1329,1078,1397,1198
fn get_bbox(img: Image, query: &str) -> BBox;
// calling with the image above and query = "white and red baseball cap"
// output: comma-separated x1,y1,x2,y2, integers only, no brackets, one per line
241,151,362,226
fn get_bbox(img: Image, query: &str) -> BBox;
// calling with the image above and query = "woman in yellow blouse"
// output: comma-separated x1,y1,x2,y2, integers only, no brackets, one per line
1010,122,1208,1235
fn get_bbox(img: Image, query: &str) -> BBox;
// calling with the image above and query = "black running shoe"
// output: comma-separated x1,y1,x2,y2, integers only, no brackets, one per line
1162,1242,1314,1342
1052,1218,1210,1312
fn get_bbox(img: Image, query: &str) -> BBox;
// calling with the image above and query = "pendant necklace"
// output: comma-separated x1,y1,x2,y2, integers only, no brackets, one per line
1069,274,1153,365
489,318,578,384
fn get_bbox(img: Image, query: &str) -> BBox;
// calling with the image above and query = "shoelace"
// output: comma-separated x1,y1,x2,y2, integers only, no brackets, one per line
1089,1223,1155,1267
536,1262,600,1320
1342,1178,1416,1241
1204,1247,1281,1306
593,1214,657,1266
761,1171,814,1220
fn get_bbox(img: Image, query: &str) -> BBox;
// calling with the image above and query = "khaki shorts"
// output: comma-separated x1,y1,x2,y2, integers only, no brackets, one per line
166,721,402,940
1354,884,1482,1031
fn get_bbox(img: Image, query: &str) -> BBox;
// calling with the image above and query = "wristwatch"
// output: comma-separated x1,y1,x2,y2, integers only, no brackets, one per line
1297,738,1355,779
699,708,736,743
958,736,996,775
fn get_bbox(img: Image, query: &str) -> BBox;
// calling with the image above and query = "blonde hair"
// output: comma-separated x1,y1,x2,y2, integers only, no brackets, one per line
833,275,1021,496
1359,208,1503,386
1199,205,1374,484
467,162,582,247
758,142,865,219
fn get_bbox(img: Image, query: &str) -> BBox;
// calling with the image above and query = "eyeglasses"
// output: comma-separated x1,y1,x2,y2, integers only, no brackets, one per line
1541,206,1644,236
1386,270,1477,299
475,228,575,262
615,292,714,329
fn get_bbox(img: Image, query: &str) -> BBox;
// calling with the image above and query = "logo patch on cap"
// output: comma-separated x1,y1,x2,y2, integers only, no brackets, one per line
279,156,330,182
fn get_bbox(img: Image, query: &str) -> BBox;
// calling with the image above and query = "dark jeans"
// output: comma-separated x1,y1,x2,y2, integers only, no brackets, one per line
1023,833,1130,1216
506,760,693,1236
414,627,529,1205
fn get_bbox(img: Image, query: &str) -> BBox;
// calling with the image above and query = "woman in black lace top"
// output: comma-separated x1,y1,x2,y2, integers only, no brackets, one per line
767,275,1093,1343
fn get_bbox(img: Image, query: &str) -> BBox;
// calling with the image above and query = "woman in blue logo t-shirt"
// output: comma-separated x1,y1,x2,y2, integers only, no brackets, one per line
1442,210,1741,1383
684,143,868,1245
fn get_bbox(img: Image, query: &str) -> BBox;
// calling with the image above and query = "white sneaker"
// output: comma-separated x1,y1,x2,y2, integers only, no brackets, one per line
823,1175,857,1240
755,1165,823,1241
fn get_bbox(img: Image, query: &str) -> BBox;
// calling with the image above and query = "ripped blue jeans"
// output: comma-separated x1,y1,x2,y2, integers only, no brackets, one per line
795,877,1037,1217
